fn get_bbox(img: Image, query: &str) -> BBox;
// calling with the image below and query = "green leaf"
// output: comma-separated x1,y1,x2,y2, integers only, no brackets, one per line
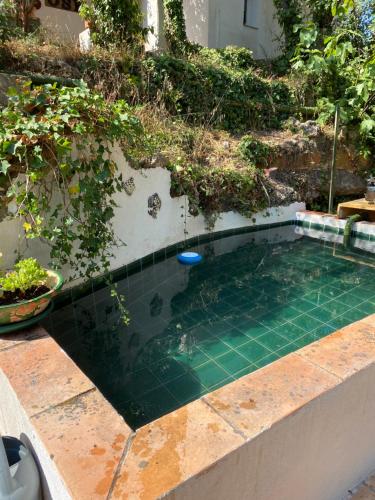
0,159,10,175
360,118,375,134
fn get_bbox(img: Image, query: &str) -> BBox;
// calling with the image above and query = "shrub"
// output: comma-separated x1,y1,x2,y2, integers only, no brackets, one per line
142,53,292,131
199,46,255,71
238,135,274,166
169,163,268,219
79,0,146,48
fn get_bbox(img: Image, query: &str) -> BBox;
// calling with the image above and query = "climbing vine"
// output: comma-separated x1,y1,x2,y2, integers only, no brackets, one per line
79,0,146,47
163,0,197,55
0,81,147,279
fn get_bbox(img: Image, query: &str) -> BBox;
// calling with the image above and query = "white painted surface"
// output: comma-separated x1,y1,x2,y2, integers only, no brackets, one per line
36,4,84,43
165,364,375,500
183,0,283,58
0,146,304,281
0,370,72,500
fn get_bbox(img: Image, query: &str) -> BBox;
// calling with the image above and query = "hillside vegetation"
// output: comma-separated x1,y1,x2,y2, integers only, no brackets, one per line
0,0,373,221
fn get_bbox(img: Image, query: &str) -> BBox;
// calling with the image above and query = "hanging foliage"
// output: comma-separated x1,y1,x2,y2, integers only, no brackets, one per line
0,81,147,279
163,0,197,55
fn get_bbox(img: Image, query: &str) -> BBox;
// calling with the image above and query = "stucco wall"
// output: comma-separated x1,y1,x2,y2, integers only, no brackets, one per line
162,355,375,500
36,3,84,42
0,145,305,280
183,0,283,58
183,0,210,47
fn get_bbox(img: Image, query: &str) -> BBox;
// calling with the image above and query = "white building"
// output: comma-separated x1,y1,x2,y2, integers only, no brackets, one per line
143,0,283,59
34,0,283,59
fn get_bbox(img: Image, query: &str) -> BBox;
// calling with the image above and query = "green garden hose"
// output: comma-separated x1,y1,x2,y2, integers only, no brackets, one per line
343,214,362,247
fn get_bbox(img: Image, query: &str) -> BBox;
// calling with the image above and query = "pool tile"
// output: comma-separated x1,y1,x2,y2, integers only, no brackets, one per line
238,340,271,363
221,328,250,348
200,338,231,358
291,298,315,313
216,350,250,375
137,385,180,423
254,352,279,368
233,365,258,379
356,301,375,315
194,361,231,389
164,373,204,405
303,290,330,306
127,368,162,396
257,331,287,351
292,314,324,332
274,322,305,343
175,348,211,369
151,358,188,384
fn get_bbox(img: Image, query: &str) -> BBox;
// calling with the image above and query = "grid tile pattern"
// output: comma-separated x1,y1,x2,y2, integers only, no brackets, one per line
48,232,375,429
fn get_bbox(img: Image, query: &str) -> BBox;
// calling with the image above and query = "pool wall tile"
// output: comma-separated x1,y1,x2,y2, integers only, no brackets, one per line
53,219,299,309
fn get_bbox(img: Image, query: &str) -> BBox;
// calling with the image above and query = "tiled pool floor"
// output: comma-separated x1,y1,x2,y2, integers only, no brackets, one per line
47,228,375,428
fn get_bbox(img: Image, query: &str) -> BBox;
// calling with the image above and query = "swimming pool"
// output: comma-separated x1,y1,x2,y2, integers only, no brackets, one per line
47,225,375,429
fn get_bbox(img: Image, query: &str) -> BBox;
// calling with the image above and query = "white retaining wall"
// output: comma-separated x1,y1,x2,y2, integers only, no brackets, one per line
0,146,305,280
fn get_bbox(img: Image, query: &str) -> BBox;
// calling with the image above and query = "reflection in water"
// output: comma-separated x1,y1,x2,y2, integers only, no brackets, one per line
46,226,375,428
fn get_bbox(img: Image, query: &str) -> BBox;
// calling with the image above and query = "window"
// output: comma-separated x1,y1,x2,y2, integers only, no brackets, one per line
243,0,259,29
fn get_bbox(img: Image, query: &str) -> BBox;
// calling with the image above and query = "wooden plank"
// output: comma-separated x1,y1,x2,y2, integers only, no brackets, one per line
337,198,375,222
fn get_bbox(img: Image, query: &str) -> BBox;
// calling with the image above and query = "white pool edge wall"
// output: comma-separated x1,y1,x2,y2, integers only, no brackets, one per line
0,146,306,277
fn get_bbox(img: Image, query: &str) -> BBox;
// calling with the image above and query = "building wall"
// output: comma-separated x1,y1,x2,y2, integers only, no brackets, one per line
183,0,283,58
37,2,84,43
183,0,210,46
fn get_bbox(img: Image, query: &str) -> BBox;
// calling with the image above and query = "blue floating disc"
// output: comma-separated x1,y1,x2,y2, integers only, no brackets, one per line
177,252,202,265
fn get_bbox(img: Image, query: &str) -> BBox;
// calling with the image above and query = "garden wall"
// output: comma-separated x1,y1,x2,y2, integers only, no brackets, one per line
0,145,305,279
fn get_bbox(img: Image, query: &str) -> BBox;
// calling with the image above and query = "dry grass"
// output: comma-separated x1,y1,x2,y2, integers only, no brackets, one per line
135,103,252,171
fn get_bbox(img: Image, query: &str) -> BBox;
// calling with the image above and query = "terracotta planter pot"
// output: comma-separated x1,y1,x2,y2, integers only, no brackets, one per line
0,270,63,326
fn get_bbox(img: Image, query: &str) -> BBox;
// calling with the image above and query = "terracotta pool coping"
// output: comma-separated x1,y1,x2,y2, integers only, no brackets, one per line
0,314,374,499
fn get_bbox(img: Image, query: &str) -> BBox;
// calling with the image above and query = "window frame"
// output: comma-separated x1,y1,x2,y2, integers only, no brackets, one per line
243,0,259,29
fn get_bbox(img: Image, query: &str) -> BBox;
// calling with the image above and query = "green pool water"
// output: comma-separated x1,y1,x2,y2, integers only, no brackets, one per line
47,226,375,429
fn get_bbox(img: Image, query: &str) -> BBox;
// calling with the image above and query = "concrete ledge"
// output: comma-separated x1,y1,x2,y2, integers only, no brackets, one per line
1,316,375,499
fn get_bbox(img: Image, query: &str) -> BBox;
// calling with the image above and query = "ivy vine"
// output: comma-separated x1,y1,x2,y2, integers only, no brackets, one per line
0,81,146,280
79,0,146,48
163,0,197,55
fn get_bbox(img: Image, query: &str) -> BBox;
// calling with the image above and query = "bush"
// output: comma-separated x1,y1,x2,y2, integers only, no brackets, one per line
238,135,274,166
199,46,255,71
142,53,292,131
169,163,268,219
0,81,147,279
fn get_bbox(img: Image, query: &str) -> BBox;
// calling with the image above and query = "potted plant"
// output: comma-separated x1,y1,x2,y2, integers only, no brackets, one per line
0,256,63,326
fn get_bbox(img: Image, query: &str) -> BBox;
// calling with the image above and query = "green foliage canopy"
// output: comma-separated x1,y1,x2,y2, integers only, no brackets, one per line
292,0,375,155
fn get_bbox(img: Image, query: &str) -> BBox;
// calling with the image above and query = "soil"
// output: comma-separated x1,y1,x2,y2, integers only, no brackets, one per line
0,285,50,306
